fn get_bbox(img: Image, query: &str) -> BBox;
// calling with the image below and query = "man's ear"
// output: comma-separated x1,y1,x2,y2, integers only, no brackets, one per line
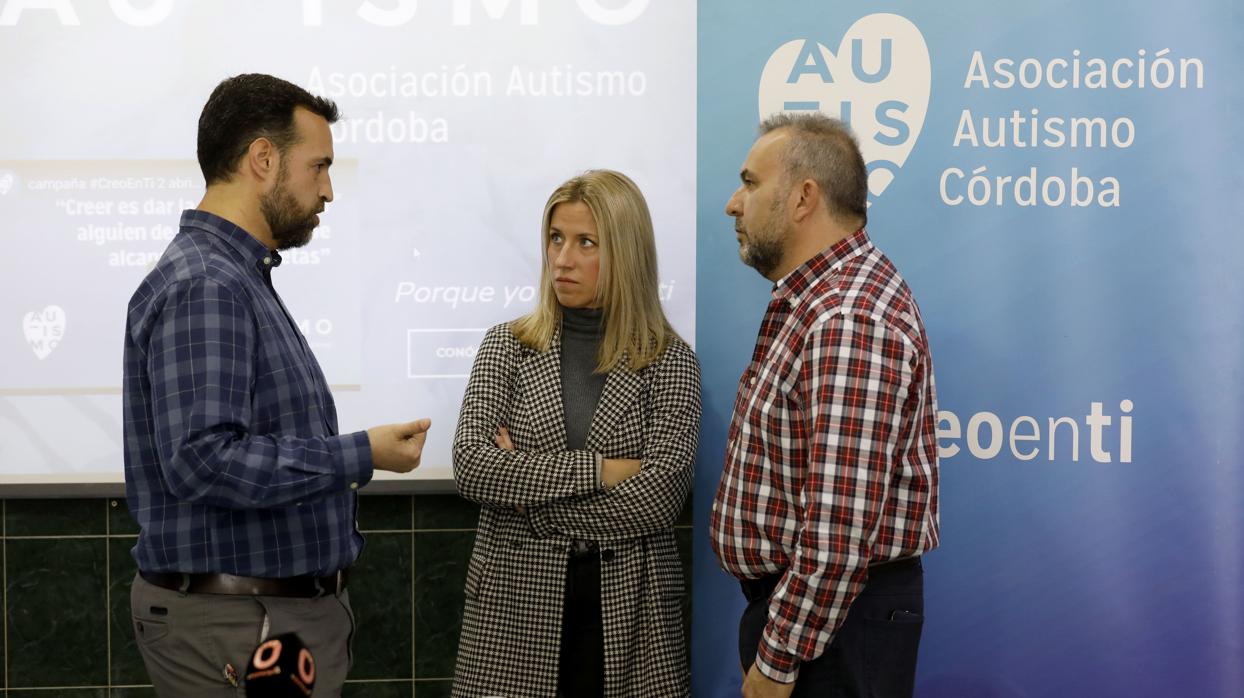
791,177,821,224
245,137,278,184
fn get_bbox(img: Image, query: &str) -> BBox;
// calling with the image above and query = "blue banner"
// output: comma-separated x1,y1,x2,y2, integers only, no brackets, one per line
693,3,1244,696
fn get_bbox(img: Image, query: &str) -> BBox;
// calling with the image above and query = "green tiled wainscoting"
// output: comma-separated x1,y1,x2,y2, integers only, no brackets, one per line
0,495,694,696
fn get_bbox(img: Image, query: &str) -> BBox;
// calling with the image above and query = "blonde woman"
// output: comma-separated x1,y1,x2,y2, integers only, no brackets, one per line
452,170,700,697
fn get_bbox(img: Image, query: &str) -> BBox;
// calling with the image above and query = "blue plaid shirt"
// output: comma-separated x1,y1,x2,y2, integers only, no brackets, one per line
123,210,372,577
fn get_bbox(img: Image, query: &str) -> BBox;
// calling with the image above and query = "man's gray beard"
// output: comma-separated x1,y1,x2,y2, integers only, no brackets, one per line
739,195,789,279
740,236,784,279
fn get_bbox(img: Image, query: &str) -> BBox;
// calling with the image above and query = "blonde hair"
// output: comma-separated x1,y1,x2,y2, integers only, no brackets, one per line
511,169,677,372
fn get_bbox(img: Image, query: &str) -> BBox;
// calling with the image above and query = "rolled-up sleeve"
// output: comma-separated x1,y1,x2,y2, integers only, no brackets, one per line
756,313,914,683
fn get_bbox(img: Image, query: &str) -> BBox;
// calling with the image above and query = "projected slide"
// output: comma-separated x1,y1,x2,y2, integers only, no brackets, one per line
0,1,696,483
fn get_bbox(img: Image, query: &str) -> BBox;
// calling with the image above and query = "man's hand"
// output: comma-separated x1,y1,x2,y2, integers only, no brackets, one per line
367,419,432,473
741,663,796,698
601,458,641,488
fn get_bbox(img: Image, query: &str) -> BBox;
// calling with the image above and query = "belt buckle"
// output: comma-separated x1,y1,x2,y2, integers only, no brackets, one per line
312,571,343,598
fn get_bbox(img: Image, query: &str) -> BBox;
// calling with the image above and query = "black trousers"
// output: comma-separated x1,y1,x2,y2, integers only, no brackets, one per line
558,552,605,697
739,558,924,698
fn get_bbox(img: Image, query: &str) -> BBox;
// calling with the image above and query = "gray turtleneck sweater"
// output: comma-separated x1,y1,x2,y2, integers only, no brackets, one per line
560,306,608,450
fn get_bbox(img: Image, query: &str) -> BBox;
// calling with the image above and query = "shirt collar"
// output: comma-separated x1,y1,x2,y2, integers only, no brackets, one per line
772,228,872,305
179,209,282,271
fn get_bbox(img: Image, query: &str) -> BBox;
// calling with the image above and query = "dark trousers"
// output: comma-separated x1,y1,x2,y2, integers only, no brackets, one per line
558,553,605,697
739,558,924,698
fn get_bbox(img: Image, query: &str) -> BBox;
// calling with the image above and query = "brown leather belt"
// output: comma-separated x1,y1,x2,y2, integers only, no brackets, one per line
140,569,348,598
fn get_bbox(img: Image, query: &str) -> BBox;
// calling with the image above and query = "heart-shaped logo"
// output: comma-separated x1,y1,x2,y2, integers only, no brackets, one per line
758,13,930,203
22,305,66,360
0,171,14,196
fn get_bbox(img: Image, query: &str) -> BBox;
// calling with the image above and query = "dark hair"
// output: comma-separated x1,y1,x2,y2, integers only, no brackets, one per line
759,112,868,226
197,73,340,185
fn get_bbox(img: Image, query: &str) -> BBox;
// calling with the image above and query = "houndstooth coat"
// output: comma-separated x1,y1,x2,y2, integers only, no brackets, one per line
451,322,700,698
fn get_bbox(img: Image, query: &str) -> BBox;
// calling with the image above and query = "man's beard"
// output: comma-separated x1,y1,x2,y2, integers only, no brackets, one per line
260,163,320,250
738,195,788,279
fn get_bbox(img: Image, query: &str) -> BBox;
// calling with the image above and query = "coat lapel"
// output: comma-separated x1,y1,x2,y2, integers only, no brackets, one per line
516,328,569,450
584,353,645,452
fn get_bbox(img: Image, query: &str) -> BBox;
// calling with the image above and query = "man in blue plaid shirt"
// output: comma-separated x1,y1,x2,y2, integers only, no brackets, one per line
123,74,431,696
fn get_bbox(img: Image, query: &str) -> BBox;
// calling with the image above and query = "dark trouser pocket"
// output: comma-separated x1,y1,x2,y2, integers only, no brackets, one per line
863,611,923,698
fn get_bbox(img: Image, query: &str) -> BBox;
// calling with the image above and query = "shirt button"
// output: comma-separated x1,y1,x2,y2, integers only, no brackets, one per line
262,257,273,266
349,482,359,490
749,376,758,386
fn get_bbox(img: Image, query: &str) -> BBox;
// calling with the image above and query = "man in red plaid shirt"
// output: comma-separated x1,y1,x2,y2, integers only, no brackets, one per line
710,113,940,698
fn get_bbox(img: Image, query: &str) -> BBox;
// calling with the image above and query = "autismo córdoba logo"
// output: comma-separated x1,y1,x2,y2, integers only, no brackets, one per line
22,305,66,360
759,13,930,205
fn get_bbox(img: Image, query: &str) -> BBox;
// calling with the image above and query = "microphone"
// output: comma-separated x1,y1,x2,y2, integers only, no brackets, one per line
245,632,316,697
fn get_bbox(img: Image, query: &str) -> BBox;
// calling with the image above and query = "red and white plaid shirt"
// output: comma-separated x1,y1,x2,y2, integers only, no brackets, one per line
710,229,940,683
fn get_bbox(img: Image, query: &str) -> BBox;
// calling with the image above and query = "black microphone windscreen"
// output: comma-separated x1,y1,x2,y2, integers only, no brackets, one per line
245,632,316,697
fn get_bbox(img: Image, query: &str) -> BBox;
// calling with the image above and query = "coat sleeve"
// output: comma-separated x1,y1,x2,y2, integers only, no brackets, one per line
528,341,701,542
453,324,602,509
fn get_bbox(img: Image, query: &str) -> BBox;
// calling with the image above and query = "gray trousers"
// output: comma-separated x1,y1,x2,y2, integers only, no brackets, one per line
131,572,355,697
